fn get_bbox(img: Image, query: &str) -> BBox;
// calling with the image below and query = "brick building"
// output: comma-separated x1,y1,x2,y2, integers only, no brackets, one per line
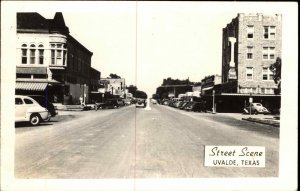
222,13,282,94
16,12,101,104
203,13,282,113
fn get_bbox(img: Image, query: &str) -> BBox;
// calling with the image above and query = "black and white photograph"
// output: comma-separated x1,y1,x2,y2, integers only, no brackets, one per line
1,1,298,191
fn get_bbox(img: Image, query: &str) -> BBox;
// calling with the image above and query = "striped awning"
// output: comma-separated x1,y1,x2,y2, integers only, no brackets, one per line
16,82,48,91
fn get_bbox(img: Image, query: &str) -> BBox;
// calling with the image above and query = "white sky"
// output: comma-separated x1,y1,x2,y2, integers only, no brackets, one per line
15,1,286,97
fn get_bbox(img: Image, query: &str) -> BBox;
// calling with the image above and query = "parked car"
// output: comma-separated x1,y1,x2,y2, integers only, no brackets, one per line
185,101,206,112
96,99,120,109
15,95,51,126
28,95,57,118
182,102,194,110
136,98,146,108
243,103,270,114
178,101,189,110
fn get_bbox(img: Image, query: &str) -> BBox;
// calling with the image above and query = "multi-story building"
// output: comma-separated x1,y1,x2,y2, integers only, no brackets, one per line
221,13,282,94
16,12,100,104
202,13,282,113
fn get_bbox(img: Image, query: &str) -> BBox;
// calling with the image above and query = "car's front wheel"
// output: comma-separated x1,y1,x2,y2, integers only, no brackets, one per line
30,114,40,126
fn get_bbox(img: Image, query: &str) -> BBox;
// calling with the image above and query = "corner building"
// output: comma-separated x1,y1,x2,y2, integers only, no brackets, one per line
16,12,100,104
209,13,282,113
222,13,282,94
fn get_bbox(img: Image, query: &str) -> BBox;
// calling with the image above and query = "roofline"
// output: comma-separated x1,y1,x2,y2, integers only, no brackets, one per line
68,34,93,56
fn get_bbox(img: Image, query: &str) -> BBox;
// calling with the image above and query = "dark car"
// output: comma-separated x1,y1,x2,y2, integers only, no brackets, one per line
27,95,57,119
96,99,120,110
136,98,147,108
178,101,189,110
185,101,206,112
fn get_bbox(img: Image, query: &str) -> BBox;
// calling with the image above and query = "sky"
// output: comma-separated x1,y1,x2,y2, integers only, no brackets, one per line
4,1,296,97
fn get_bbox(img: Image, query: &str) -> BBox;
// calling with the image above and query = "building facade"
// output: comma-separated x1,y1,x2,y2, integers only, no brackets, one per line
16,12,100,104
201,75,221,95
222,13,282,94
200,13,282,113
99,78,126,97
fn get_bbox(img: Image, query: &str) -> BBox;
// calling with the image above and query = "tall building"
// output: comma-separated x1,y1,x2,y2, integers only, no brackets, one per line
16,12,100,104
203,13,282,113
222,13,282,94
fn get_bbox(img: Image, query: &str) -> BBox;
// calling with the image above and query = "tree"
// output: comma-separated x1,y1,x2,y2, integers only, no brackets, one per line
135,90,147,99
127,85,137,95
109,73,121,79
269,57,281,94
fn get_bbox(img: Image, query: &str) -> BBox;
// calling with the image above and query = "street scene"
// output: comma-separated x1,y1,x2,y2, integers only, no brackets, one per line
15,102,279,178
3,2,297,190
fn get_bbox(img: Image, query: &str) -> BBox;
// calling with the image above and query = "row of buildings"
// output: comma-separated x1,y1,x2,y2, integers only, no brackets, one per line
16,12,129,105
156,13,281,113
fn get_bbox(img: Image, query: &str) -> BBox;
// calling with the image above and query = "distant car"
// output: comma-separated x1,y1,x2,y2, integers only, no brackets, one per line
136,98,146,108
28,95,57,119
15,95,51,126
150,99,158,104
123,99,132,105
243,103,270,114
96,99,120,110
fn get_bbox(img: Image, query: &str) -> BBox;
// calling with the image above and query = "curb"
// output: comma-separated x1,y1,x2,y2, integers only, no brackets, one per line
242,117,280,127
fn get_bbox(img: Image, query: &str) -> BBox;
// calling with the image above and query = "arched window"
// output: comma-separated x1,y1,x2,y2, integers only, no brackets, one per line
21,44,27,64
38,44,44,64
30,44,36,64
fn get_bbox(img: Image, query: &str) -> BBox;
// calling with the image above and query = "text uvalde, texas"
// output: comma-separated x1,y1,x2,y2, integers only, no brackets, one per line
204,146,265,167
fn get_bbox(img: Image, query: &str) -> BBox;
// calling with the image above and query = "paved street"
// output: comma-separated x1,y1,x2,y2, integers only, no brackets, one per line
15,104,279,178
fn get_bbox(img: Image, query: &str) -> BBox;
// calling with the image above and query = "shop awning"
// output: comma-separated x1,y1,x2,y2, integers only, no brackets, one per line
16,82,48,91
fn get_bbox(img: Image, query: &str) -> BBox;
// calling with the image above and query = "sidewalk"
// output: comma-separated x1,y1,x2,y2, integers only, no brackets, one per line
215,112,280,127
53,103,95,112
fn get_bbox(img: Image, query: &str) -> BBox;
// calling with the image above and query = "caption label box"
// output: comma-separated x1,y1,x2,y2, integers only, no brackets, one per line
204,146,265,167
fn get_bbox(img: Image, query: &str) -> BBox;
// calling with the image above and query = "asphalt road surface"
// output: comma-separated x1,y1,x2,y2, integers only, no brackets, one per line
15,104,279,178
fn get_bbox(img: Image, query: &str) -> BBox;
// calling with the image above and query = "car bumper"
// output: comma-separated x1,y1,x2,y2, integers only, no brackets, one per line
40,111,51,121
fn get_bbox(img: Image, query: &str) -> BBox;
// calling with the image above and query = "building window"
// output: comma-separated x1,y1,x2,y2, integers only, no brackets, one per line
262,47,276,60
247,46,253,59
246,67,253,80
247,25,254,39
262,67,274,81
51,50,55,64
21,44,28,64
50,43,67,65
264,26,276,39
29,44,36,64
38,44,44,64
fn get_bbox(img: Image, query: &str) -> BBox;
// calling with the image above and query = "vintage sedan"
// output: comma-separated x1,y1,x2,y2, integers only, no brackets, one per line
243,103,270,114
185,101,206,112
28,95,57,119
95,99,120,110
15,95,51,126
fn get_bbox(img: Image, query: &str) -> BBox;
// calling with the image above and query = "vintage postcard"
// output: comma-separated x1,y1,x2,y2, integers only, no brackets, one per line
1,1,298,191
